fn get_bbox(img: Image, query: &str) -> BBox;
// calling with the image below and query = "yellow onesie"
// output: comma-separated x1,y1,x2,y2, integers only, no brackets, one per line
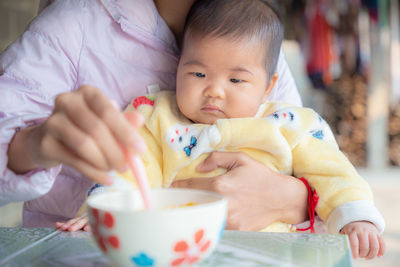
105,91,384,234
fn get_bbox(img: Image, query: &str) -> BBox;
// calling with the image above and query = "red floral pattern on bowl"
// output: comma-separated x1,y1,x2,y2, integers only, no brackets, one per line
171,229,211,266
91,208,120,253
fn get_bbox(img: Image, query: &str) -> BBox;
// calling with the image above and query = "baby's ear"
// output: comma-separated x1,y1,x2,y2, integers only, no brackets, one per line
262,73,279,103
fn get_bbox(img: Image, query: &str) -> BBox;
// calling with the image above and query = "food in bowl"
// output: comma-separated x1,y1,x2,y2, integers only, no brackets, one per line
87,188,227,267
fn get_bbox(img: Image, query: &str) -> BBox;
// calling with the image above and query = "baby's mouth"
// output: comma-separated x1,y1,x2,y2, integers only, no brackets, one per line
201,104,223,114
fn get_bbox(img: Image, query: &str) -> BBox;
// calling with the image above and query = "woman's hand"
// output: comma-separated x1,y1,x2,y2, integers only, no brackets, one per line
170,151,308,231
7,85,146,185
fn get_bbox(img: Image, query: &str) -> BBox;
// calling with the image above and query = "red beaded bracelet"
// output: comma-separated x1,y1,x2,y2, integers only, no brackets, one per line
296,177,319,233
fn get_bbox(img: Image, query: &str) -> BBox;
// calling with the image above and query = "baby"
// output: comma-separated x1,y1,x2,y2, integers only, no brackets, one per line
60,0,385,259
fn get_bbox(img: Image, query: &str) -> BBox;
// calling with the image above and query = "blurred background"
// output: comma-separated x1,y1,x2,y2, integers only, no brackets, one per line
0,0,399,266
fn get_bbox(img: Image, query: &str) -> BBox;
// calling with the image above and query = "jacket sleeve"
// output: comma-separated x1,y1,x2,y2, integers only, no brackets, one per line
291,109,385,233
0,0,84,205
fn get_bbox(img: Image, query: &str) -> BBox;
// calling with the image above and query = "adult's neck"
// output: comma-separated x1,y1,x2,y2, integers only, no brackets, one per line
154,0,196,43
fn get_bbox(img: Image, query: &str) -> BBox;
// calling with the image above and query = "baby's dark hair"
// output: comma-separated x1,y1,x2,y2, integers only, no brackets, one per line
182,0,284,81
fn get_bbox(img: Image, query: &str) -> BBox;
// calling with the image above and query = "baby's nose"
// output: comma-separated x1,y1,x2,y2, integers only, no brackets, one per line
204,83,225,98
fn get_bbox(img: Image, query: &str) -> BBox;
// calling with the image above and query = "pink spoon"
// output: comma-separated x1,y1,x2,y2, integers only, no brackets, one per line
122,110,153,210
107,103,153,210
124,150,153,210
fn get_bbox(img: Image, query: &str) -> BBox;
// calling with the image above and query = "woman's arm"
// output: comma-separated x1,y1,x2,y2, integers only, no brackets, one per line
1,0,149,206
154,0,196,43
171,151,308,231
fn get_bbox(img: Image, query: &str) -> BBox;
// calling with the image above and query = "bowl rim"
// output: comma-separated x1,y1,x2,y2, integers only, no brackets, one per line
87,188,227,214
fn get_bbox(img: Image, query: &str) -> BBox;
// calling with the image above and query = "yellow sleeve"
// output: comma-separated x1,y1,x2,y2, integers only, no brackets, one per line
292,109,373,222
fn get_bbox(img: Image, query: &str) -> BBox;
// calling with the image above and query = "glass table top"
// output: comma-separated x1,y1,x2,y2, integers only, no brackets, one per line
0,227,353,267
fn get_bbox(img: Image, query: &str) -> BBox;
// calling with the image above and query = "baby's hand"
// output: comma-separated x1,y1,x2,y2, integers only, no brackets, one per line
56,216,90,232
340,221,385,259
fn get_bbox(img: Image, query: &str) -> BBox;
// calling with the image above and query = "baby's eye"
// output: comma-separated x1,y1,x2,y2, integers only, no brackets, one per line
193,72,205,78
230,78,243,83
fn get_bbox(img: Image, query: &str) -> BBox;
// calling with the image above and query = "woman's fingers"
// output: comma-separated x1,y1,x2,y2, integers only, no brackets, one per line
124,111,145,128
45,112,109,171
34,86,147,184
82,86,146,155
55,88,127,172
171,177,220,191
49,86,147,178
40,133,111,184
197,151,249,172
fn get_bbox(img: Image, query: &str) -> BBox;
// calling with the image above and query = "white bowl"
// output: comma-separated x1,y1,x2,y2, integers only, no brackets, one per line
87,188,227,267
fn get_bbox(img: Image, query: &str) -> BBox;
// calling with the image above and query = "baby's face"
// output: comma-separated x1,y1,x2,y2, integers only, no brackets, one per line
176,34,270,124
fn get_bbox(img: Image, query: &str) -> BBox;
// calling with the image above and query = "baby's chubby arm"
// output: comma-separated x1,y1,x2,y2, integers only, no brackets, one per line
290,108,384,230
340,221,385,259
